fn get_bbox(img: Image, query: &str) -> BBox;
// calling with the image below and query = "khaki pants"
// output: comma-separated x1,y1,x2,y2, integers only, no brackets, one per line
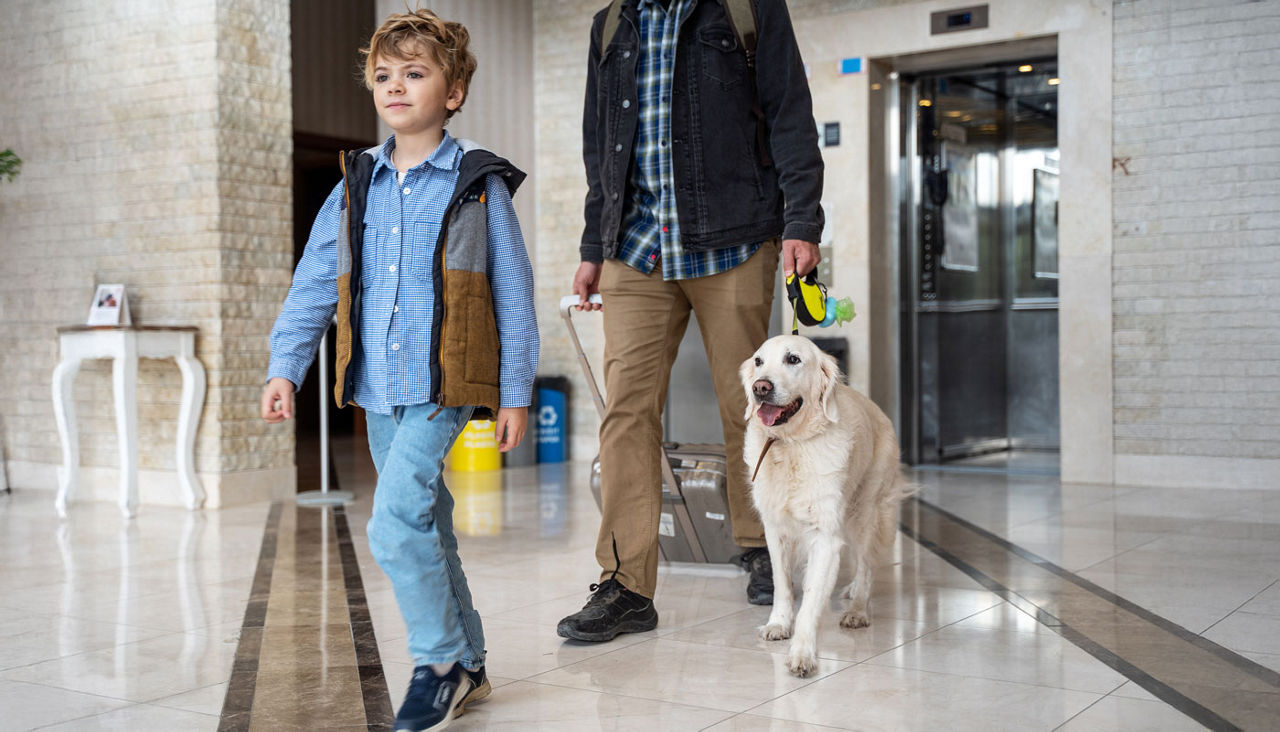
596,242,780,598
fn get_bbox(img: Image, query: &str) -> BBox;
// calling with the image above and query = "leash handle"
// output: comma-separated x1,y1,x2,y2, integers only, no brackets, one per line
786,271,831,335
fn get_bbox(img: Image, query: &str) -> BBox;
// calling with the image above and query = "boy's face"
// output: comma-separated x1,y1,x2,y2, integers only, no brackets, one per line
372,49,463,137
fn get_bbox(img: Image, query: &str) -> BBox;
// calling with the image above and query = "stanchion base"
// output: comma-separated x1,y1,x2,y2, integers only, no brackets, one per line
296,490,355,507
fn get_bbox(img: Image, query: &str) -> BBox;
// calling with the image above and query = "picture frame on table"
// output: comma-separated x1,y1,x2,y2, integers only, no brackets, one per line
87,284,131,326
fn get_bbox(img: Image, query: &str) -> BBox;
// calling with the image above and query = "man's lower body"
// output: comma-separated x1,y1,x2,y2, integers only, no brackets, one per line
366,404,491,731
558,242,780,642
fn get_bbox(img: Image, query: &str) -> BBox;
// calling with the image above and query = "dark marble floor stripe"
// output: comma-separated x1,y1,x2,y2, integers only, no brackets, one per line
218,502,283,732
902,496,1280,732
334,504,396,730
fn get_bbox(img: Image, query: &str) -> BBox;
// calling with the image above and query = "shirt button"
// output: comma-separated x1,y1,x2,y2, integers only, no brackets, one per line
659,140,666,147
615,143,623,152
623,50,631,58
622,99,631,109
391,343,400,351
612,192,619,200
389,265,397,273
403,187,411,195
393,305,399,313
392,226,399,234
721,39,730,48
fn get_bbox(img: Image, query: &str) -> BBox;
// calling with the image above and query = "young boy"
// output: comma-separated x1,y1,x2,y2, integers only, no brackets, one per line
261,9,537,731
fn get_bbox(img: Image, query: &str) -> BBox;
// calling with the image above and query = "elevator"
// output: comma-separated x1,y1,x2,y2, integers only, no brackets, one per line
897,58,1060,471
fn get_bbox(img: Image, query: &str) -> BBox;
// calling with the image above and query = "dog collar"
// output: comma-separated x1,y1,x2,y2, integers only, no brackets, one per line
751,437,778,482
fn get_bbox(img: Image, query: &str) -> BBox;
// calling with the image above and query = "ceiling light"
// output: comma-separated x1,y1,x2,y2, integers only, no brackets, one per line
1018,64,1033,73
919,99,933,107
1047,77,1060,86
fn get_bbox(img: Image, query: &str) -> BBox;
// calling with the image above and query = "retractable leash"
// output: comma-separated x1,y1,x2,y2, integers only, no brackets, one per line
784,271,856,335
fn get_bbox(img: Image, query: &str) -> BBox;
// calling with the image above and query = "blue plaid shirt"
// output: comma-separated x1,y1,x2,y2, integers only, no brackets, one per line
617,0,763,280
268,132,538,413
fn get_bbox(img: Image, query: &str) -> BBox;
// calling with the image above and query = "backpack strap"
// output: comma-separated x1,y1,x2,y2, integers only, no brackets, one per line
722,0,757,68
600,0,626,51
720,0,771,167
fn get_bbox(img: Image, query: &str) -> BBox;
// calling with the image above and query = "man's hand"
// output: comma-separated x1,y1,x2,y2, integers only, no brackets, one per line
572,261,603,311
261,377,295,423
494,406,528,453
781,239,821,278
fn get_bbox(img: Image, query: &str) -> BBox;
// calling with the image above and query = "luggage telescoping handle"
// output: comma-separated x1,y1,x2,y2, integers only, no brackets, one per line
558,294,607,420
559,294,706,561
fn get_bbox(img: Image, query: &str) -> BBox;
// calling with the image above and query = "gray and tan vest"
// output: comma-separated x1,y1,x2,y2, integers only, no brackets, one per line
332,141,526,418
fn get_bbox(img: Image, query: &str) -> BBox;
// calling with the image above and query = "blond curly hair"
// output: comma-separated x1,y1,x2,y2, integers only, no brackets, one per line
360,8,477,119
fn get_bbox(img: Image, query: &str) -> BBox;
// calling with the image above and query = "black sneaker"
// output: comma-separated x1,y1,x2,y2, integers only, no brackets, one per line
734,547,774,605
556,579,658,642
394,663,490,732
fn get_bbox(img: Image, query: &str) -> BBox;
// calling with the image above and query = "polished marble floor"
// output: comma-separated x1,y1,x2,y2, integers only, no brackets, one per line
2,437,1279,730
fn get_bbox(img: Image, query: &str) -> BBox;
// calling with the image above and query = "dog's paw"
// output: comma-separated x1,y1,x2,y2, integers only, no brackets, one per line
839,610,871,629
785,645,818,677
759,622,791,641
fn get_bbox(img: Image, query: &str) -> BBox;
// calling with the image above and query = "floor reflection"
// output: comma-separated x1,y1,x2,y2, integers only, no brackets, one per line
2,437,1277,730
452,470,504,537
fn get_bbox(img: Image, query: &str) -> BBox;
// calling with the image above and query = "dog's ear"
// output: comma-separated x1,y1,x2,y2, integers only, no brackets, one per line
739,357,756,420
818,352,840,422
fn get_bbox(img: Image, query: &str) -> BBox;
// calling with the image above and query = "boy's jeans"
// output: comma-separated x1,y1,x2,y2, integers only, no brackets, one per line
366,403,485,668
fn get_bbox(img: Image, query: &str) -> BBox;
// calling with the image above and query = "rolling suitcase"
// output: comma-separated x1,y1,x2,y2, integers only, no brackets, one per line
560,294,739,564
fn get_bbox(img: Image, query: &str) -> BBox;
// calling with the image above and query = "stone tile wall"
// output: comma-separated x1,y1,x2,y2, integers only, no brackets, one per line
1112,0,1280,480
0,0,294,506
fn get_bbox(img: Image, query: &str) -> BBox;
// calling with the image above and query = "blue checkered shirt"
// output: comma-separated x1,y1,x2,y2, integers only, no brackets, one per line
267,132,538,413
617,0,763,280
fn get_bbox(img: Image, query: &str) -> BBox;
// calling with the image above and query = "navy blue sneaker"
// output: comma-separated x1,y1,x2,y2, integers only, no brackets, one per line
394,663,491,732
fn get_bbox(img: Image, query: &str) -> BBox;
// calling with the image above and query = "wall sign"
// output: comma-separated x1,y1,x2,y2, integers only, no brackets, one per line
931,5,989,35
839,57,863,74
823,122,840,147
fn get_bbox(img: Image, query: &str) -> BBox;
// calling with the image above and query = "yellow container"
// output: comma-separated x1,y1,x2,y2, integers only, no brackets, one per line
448,419,501,472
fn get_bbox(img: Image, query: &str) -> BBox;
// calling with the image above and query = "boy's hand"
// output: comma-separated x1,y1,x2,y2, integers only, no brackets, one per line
261,377,296,423
494,406,528,453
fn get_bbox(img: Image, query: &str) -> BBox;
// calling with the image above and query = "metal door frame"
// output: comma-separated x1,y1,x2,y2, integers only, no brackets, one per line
895,57,1060,466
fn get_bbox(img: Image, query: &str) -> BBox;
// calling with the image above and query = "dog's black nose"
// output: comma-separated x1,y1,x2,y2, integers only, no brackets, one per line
753,379,773,398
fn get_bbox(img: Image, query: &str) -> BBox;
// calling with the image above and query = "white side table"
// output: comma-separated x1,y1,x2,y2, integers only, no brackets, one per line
52,325,206,518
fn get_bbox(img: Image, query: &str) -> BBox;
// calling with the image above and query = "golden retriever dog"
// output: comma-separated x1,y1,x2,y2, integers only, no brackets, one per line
740,335,910,677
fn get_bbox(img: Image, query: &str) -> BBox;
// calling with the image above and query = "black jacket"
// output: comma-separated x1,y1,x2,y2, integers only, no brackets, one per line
580,0,824,262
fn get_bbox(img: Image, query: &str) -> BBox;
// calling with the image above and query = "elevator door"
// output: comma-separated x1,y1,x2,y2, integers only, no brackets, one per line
899,60,1060,468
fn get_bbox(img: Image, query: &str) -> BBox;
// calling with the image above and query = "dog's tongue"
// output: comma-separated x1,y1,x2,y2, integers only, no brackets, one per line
757,403,786,426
